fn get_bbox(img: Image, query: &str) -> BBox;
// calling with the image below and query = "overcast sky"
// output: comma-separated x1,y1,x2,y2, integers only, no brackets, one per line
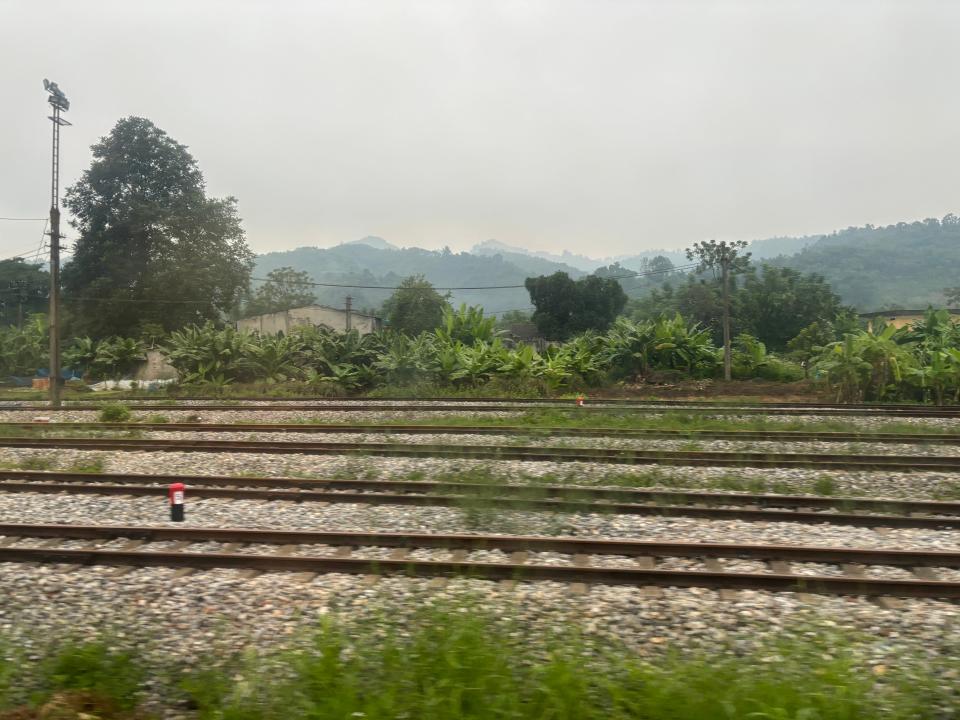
2,0,959,260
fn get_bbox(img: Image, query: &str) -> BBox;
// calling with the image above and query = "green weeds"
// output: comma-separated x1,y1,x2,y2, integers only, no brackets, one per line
0,610,955,717
177,607,956,720
67,456,106,474
813,476,839,495
0,639,144,716
97,404,132,423
18,455,55,471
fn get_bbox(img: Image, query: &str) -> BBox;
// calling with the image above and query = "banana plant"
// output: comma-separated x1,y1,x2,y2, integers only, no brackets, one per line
63,337,99,378
813,335,872,403
246,334,302,384
93,337,147,381
435,304,498,345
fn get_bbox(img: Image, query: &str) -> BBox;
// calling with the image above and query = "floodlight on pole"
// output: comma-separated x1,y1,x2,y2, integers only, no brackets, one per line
44,79,69,409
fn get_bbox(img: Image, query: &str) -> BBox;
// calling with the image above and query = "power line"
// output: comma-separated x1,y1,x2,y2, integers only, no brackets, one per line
251,262,698,292
0,217,47,221
0,247,47,263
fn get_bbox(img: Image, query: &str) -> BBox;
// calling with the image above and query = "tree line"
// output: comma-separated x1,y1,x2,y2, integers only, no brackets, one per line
5,113,960,404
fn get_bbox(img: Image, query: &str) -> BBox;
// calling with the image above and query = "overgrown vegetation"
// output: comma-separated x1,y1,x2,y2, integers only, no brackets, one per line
0,611,954,718
149,306,808,395
813,308,960,403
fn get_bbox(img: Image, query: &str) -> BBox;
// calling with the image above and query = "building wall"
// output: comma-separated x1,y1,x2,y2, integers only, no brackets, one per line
861,311,960,330
237,306,382,336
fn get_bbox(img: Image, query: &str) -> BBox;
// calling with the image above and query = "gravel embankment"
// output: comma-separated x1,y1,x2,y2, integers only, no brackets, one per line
8,534,958,580
1,565,957,686
2,447,960,501
2,492,958,549
2,408,960,430
0,409,528,423
127,429,960,457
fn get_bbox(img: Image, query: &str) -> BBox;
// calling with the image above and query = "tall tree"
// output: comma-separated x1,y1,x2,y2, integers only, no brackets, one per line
525,271,627,340
737,265,844,350
382,275,450,335
686,240,750,381
0,259,49,327
243,267,317,317
63,117,254,337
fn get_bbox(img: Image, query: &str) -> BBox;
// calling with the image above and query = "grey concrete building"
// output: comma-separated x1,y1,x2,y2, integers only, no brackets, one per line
237,305,383,336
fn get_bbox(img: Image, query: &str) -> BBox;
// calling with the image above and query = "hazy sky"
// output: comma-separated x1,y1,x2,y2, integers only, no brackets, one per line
2,0,959,260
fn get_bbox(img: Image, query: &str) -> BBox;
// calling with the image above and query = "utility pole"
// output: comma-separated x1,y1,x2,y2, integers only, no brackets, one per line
44,79,70,409
344,294,353,332
720,250,732,382
15,280,26,329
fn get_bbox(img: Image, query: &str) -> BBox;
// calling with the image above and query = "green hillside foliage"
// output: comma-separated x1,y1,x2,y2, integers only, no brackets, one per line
253,241,583,315
774,214,960,309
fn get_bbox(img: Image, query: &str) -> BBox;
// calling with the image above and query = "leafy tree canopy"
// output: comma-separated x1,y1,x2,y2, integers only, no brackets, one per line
0,259,49,326
525,271,627,340
686,239,751,277
736,265,845,350
629,264,847,351
381,275,451,335
243,267,317,317
63,117,254,338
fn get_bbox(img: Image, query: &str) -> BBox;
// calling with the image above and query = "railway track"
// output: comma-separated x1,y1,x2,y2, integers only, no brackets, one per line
4,421,960,445
4,401,960,417
4,469,960,529
15,395,960,410
1,522,957,598
1,435,960,470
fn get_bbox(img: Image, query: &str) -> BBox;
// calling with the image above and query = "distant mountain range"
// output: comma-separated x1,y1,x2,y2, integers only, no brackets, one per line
253,216,960,315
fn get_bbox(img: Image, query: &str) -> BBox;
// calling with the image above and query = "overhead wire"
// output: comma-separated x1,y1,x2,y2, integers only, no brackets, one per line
249,262,700,292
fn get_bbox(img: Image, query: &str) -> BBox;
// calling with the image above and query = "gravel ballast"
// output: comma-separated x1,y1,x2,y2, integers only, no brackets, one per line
2,447,960,501
2,408,960,429
2,491,959,549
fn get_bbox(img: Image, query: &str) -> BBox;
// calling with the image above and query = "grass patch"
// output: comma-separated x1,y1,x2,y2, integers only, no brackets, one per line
0,608,956,717
178,606,955,719
375,407,957,437
17,456,55,471
0,639,144,717
97,404,132,423
932,482,960,501
813,476,839,496
67,457,106,474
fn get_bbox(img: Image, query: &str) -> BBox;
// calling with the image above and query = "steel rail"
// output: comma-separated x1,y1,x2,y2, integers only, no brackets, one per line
4,522,960,567
0,543,956,598
4,478,960,529
5,421,960,445
1,435,960,470
3,468,959,517
18,395,960,410
4,402,960,417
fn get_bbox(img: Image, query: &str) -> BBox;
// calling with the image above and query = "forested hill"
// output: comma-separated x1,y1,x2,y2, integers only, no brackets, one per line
253,240,584,314
255,215,960,316
771,215,960,310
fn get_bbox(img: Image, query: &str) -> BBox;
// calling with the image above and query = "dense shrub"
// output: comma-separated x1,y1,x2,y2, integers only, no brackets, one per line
98,404,131,423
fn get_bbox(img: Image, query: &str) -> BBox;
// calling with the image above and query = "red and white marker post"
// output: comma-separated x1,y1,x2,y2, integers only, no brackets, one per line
169,482,185,522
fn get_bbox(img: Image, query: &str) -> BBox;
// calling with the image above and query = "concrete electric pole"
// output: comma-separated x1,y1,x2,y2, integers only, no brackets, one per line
44,79,70,408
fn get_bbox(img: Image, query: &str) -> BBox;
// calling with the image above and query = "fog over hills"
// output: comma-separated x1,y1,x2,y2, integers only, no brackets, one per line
254,215,960,315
